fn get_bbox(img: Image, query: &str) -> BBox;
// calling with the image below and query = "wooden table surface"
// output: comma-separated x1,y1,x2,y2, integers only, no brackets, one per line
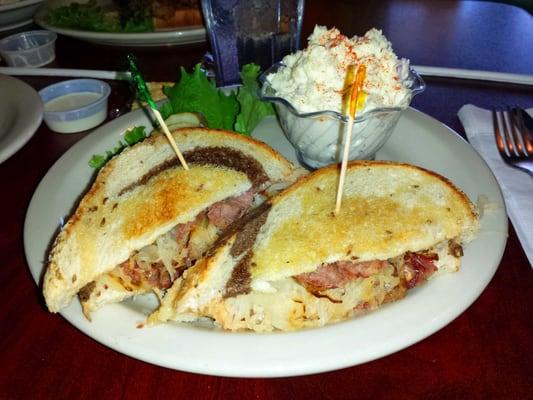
1,1,532,399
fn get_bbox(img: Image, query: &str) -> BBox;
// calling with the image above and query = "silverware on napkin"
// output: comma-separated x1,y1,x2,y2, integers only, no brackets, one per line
458,104,533,267
492,107,533,176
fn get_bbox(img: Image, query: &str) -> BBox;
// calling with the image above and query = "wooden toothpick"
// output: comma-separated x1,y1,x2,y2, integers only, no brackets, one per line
126,54,189,170
334,64,366,214
151,107,189,170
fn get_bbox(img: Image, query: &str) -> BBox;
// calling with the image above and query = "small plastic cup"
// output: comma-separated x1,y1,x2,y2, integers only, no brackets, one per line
0,30,57,67
39,79,111,134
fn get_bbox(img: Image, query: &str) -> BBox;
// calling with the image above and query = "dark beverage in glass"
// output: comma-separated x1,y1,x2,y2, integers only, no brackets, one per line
201,0,304,87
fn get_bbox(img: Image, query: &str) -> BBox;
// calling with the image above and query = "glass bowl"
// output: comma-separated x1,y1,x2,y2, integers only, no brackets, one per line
259,62,425,169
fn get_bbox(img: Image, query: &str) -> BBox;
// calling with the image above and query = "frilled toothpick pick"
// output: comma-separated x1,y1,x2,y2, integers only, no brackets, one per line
334,64,367,214
126,54,189,170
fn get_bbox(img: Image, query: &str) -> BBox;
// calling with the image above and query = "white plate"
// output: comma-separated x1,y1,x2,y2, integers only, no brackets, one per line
23,108,507,377
0,74,43,163
34,0,206,47
0,0,43,28
0,18,31,32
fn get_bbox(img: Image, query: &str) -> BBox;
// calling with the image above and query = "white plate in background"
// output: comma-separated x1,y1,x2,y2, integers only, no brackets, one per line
0,74,43,163
0,0,44,29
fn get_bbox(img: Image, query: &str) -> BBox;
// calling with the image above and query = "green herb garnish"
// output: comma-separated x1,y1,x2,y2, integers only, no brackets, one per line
46,0,153,33
115,1,153,33
89,126,147,169
234,63,275,134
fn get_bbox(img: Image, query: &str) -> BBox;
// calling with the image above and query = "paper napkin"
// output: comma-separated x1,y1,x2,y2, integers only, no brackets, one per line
458,104,533,267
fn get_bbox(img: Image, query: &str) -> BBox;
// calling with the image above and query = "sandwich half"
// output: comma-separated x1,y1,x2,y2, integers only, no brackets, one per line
151,161,480,331
43,127,304,315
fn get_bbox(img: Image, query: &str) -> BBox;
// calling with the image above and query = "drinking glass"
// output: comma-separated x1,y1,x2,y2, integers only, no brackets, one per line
201,0,304,87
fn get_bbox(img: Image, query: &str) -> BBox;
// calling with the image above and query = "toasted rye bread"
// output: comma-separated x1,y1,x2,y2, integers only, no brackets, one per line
43,127,302,313
151,161,479,331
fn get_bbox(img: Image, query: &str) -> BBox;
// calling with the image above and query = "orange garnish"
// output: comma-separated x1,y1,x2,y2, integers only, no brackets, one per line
348,64,367,118
335,64,367,215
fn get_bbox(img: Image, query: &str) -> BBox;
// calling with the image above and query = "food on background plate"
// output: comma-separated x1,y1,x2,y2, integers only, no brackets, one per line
152,161,479,331
44,0,202,33
148,0,202,29
114,0,203,30
43,127,305,315
266,25,412,114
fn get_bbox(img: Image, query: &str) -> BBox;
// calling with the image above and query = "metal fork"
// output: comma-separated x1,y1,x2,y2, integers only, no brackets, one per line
492,107,533,176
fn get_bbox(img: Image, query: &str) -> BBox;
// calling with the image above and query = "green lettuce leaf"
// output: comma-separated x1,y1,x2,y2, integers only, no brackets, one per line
234,63,275,135
162,65,239,130
89,126,147,169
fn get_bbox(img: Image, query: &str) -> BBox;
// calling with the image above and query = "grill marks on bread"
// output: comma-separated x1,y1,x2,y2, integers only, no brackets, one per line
119,146,268,196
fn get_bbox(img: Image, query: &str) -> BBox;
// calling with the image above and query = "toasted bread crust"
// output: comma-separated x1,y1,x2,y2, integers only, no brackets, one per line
270,160,477,220
252,161,479,281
